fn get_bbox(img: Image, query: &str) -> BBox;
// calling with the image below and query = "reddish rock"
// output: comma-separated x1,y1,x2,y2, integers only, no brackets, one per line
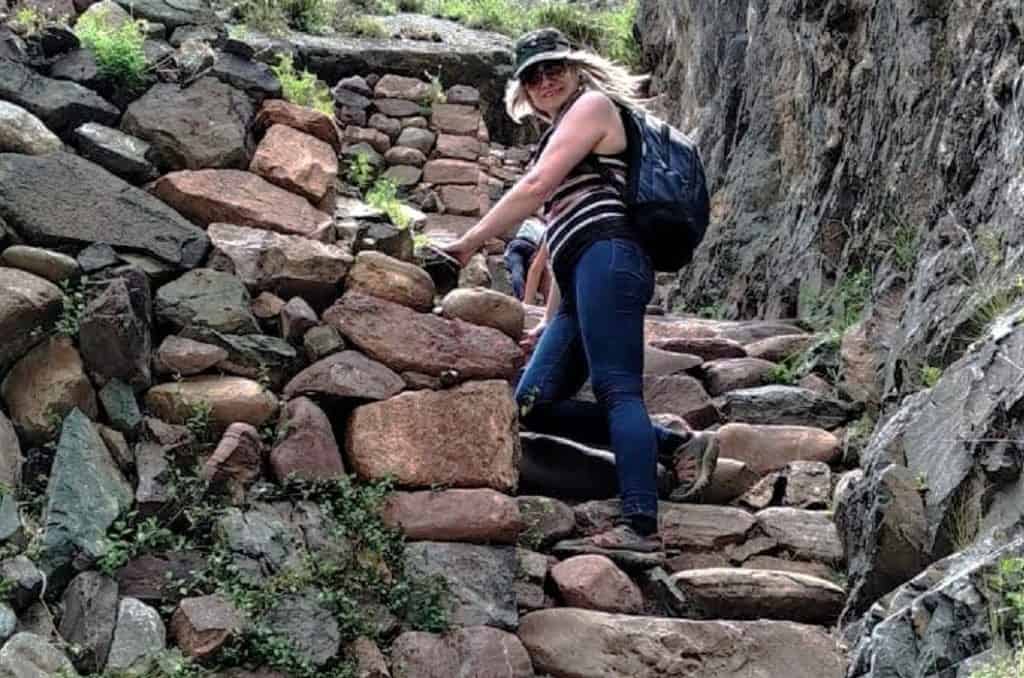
251,291,286,320
423,158,480,184
347,636,390,678
344,126,390,154
254,99,341,153
383,489,522,543
575,500,755,552
391,627,532,678
208,223,351,307
431,104,480,135
644,347,702,376
745,333,818,362
144,376,278,434
440,287,524,339
369,113,401,141
756,507,844,565
0,267,62,372
798,373,832,394
323,291,522,380
423,214,477,241
347,250,435,312
782,460,832,509
438,184,482,216
716,423,841,475
840,320,879,404
700,357,777,396
270,397,344,483
280,297,317,343
550,555,642,614
435,134,481,161
395,127,435,154
384,146,427,167
374,74,431,101
382,165,422,187
346,380,518,491
517,496,575,548
0,336,98,444
701,457,760,505
644,374,718,429
170,594,243,659
445,85,480,105
282,350,404,401
375,98,423,117
155,336,228,376
250,124,338,202
650,336,748,360
201,422,263,501
115,552,206,604
153,170,333,241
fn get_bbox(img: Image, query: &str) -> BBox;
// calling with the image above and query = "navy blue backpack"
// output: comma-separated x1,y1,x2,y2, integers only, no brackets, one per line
615,104,710,272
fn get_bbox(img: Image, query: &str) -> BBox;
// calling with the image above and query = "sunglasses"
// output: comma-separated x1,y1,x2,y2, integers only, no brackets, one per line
521,60,568,87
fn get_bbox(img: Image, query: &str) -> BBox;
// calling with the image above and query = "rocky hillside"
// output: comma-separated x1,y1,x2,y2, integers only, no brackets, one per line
0,0,1020,676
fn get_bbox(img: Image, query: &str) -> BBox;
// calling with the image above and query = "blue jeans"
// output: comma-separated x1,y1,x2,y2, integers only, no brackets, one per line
514,239,684,534
504,238,537,300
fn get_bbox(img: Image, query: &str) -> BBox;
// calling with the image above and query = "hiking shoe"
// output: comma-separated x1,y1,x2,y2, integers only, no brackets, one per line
584,524,662,553
669,431,719,502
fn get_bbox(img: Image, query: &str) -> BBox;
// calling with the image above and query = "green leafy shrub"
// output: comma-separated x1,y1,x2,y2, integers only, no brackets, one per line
11,5,49,35
347,152,377,190
238,0,336,34
336,14,388,37
74,10,148,89
366,178,411,227
271,53,334,116
921,364,942,388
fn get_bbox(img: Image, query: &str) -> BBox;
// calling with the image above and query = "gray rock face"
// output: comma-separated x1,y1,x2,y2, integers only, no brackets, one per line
113,0,219,30
0,632,77,676
179,328,300,390
264,593,340,666
0,557,43,613
283,350,404,401
847,532,1024,678
720,385,861,428
0,57,118,138
638,0,1024,406
0,101,61,155
121,77,253,172
39,409,133,581
58,571,118,672
80,278,153,391
404,542,517,631
72,123,159,184
0,153,208,269
156,269,259,336
106,597,166,672
209,52,282,102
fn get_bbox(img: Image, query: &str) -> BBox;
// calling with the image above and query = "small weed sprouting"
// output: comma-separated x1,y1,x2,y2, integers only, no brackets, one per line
11,4,49,35
366,177,411,228
238,0,335,34
184,399,214,444
921,364,942,389
55,275,88,339
74,10,148,90
347,152,377,191
271,53,334,116
423,68,446,105
97,512,186,576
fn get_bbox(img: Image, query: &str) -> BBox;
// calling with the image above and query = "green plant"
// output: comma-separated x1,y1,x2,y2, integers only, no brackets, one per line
982,556,1024,673
970,650,1024,678
74,10,148,89
184,399,214,444
336,14,388,37
597,0,640,68
97,512,186,576
396,0,423,10
423,69,446,105
271,53,334,116
921,364,942,388
914,472,928,493
957,276,1024,351
347,152,377,190
11,4,48,35
366,178,411,228
237,0,336,34
54,275,88,338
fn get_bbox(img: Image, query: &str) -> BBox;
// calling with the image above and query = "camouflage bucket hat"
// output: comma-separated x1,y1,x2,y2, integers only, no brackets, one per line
513,28,573,80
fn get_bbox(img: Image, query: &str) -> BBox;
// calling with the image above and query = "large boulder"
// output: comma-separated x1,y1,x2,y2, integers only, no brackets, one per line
144,376,278,433
250,124,337,203
254,100,341,153
268,397,344,483
382,489,522,544
441,287,524,339
323,291,522,380
72,123,159,185
113,0,219,30
0,153,208,268
715,423,842,475
345,251,435,312
0,58,118,137
518,608,847,678
346,380,518,492
719,385,861,428
0,267,62,372
207,222,351,309
152,170,333,241
282,351,404,402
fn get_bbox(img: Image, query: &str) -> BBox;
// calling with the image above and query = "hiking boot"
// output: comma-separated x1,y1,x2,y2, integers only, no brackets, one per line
583,523,662,553
669,430,719,502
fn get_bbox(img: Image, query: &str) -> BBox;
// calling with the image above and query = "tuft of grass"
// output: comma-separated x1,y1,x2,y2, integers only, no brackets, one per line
921,364,942,388
11,4,50,35
271,53,334,116
347,152,377,191
238,0,336,34
366,178,411,228
970,651,1024,678
336,14,389,37
54,275,88,339
74,10,148,89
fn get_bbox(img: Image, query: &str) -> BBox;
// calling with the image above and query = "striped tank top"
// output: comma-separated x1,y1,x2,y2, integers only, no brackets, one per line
531,90,635,285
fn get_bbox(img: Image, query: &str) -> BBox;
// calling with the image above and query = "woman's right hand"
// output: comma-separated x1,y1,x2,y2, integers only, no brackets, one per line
520,321,547,354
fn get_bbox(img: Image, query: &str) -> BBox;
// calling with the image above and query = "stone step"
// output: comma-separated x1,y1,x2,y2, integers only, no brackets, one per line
649,567,845,625
518,608,847,678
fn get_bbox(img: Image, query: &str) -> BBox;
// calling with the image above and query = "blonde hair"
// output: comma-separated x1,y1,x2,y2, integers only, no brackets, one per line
505,49,649,124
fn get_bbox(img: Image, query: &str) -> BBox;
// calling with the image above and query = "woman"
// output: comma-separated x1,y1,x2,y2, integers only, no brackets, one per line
445,28,718,552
